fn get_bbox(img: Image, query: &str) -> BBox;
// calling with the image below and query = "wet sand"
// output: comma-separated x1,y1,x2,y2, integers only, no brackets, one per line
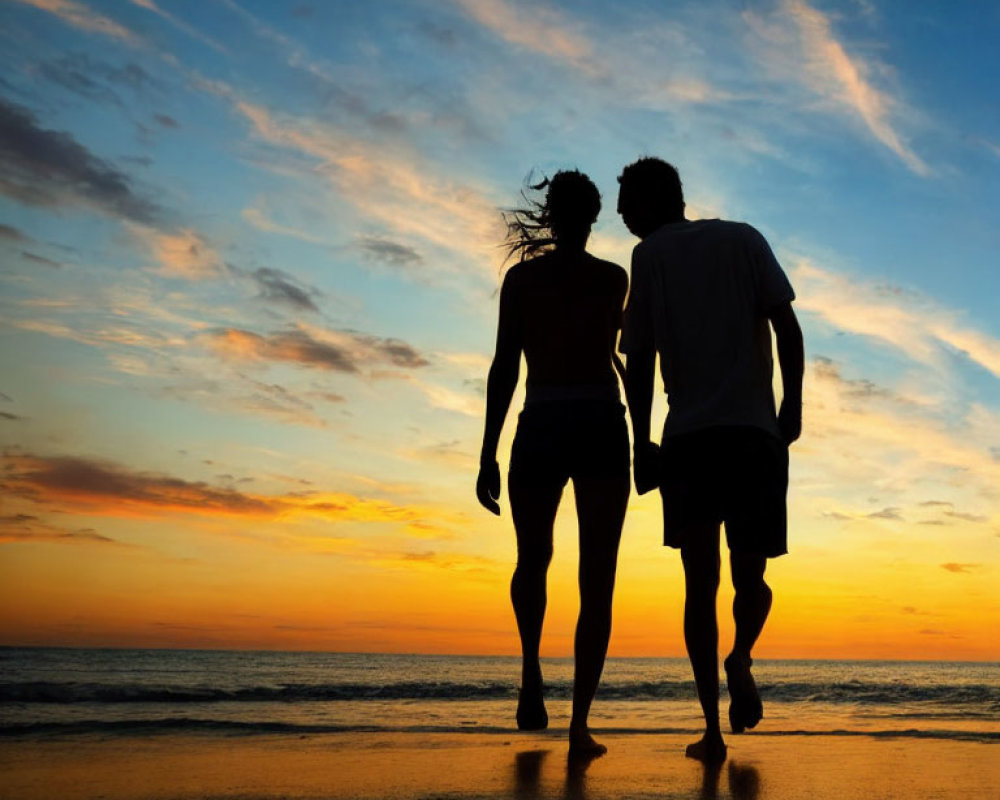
1,730,996,800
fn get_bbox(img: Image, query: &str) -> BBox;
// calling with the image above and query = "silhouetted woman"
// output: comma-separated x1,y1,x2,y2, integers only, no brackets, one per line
477,171,630,756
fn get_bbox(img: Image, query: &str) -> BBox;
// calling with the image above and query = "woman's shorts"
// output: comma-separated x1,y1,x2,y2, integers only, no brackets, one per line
509,399,630,488
659,425,788,557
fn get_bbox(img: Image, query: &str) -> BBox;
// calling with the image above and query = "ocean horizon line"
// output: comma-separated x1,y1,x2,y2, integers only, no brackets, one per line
1,645,996,665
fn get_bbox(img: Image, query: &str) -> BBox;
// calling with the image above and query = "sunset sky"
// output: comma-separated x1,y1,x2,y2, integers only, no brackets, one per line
1,0,997,660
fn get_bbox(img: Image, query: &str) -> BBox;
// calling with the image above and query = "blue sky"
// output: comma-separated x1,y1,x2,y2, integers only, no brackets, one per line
0,0,997,656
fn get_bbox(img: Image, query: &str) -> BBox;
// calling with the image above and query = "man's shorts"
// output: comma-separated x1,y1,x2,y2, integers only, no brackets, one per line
509,399,630,488
659,425,788,557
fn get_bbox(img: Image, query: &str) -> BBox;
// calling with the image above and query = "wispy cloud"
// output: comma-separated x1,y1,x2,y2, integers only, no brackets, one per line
358,236,424,270
367,548,499,575
641,78,735,106
245,267,320,313
35,53,159,102
0,224,29,243
868,507,902,521
2,453,460,531
399,439,477,471
10,0,140,45
411,378,482,417
241,205,326,245
800,353,1000,525
201,324,429,374
940,563,980,574
35,54,124,106
153,113,179,129
0,513,126,547
234,100,502,275
124,0,227,53
127,225,225,279
746,0,927,175
792,260,1000,377
225,375,328,429
451,0,595,73
20,251,62,268
944,510,989,524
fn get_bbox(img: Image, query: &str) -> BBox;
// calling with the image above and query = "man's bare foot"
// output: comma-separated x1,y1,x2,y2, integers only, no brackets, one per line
516,685,548,731
724,652,763,734
685,733,727,763
568,724,607,758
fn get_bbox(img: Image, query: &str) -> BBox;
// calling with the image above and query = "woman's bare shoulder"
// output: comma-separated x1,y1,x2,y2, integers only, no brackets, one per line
587,254,628,287
504,252,554,286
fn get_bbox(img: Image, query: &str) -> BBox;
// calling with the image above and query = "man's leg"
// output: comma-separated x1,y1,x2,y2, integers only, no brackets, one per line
725,551,771,732
680,523,727,762
508,475,563,730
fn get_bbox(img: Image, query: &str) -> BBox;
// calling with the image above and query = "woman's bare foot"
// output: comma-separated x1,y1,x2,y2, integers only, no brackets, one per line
685,733,727,763
724,652,763,734
568,723,607,757
516,685,548,730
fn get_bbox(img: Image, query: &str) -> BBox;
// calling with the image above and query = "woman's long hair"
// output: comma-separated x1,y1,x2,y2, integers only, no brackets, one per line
502,170,601,265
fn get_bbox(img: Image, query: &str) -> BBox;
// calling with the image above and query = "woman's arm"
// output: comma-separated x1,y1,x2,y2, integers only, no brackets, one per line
477,273,522,514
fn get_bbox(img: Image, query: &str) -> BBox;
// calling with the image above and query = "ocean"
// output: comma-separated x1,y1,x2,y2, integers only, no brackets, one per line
1,648,997,744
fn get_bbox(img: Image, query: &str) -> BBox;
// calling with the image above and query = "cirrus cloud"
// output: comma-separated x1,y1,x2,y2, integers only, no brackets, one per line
201,324,429,374
1,453,460,533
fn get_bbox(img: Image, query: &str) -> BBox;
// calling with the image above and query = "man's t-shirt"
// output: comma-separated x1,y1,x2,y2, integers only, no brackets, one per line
619,219,794,440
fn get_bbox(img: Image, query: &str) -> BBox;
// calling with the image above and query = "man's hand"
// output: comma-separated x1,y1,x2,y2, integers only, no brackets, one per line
778,398,802,445
633,441,661,495
476,460,501,515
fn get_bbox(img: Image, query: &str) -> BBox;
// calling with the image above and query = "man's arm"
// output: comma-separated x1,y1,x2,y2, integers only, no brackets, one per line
620,247,660,494
624,346,658,494
769,301,804,445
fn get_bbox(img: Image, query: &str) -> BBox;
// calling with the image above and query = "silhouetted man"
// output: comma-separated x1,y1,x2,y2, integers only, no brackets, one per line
617,158,804,763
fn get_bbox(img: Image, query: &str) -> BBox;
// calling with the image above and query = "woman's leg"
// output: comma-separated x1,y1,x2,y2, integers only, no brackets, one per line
568,473,629,754
508,473,563,730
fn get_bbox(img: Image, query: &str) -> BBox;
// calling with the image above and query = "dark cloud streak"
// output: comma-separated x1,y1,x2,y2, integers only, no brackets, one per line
0,513,123,547
940,563,980,574
0,98,162,223
0,223,28,242
154,113,180,129
204,325,429,373
358,236,422,268
20,251,61,268
250,267,320,312
2,454,272,515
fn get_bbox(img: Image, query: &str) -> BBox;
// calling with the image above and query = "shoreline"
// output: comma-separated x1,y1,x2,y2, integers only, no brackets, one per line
1,730,996,800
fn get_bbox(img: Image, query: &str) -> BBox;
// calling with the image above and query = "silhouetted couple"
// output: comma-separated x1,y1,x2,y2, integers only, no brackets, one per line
477,158,804,762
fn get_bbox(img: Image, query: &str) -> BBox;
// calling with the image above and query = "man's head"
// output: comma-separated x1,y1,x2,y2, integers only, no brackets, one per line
617,157,685,239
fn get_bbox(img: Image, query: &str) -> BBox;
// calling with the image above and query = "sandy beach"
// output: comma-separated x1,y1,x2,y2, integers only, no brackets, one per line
1,729,996,800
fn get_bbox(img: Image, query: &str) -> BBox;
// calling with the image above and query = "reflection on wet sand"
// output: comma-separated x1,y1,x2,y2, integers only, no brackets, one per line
512,749,601,800
564,750,603,800
699,761,762,800
511,749,761,799
513,749,550,797
728,762,761,799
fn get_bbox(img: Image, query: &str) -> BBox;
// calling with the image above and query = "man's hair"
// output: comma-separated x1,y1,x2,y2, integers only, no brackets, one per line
617,157,685,219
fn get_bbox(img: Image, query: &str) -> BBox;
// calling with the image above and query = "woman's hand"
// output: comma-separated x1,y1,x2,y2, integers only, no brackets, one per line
476,460,502,515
